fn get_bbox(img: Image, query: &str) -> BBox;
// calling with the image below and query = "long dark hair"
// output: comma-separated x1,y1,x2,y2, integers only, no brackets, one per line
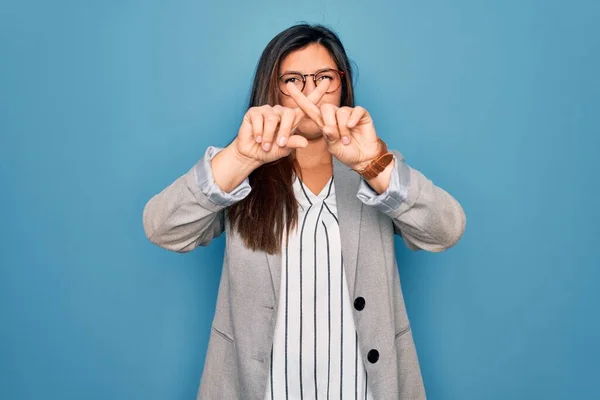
228,24,355,254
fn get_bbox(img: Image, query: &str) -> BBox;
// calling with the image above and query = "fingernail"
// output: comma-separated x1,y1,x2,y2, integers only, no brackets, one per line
278,137,287,147
255,135,262,143
263,142,271,151
342,136,350,145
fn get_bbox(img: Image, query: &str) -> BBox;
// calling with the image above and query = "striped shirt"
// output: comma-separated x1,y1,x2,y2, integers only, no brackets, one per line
265,175,374,400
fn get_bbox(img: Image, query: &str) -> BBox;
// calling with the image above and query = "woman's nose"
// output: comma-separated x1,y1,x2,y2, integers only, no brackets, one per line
303,78,317,95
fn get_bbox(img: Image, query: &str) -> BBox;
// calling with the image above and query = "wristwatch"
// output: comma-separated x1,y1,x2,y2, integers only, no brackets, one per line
352,139,394,180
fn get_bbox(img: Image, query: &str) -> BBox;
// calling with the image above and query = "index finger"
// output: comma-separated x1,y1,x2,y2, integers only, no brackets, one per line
289,79,331,127
306,78,331,105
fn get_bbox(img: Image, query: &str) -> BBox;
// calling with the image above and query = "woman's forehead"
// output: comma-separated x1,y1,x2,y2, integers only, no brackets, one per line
279,44,337,73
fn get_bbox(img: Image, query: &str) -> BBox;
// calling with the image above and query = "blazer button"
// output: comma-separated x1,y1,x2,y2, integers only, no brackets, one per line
367,349,379,364
354,297,366,311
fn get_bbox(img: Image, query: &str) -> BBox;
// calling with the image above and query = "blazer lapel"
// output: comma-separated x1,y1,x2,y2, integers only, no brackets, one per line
264,159,363,302
265,251,281,303
333,158,363,297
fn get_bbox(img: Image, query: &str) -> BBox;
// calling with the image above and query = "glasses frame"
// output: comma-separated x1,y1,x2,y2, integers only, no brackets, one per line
277,68,345,96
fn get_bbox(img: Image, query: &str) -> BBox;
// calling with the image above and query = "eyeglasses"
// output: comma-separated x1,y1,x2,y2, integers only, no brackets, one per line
278,68,345,96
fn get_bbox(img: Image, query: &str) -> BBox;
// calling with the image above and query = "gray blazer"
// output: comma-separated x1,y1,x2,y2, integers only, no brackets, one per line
143,149,466,399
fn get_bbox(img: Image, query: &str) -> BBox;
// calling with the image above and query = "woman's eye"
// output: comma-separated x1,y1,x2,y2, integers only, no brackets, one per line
317,75,334,81
285,77,299,83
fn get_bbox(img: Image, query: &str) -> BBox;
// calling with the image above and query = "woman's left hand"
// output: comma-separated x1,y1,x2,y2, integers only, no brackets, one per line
319,104,382,169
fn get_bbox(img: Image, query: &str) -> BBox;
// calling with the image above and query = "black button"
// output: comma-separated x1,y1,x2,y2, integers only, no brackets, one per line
367,349,379,364
354,297,365,311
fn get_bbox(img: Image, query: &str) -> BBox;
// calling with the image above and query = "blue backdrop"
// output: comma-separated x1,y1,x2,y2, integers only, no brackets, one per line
1,1,599,399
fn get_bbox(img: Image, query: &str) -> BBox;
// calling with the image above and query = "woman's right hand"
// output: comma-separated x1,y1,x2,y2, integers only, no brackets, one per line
233,79,330,164
234,105,306,164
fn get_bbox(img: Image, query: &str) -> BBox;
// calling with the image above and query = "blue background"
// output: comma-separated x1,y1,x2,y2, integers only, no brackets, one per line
1,0,599,399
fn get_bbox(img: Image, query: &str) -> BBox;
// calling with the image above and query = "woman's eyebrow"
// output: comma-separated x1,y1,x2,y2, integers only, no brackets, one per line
279,67,336,75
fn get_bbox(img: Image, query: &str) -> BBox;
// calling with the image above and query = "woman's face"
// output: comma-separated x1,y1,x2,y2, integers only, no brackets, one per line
278,44,343,140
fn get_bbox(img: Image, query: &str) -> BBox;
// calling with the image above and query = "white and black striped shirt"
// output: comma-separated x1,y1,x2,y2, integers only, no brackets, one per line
265,175,374,400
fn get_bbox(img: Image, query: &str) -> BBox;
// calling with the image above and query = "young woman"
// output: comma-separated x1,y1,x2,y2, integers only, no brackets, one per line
143,24,466,400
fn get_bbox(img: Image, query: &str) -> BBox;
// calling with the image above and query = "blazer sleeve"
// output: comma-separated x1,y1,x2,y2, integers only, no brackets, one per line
356,150,466,252
143,146,251,252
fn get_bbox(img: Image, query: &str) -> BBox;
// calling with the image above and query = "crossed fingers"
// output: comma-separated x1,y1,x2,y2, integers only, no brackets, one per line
287,81,368,145
248,80,331,151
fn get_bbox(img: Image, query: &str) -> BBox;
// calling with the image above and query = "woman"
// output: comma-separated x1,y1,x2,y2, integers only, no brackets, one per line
143,24,465,400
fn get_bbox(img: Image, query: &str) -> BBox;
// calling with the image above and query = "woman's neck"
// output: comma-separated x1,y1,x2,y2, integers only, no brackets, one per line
294,137,333,195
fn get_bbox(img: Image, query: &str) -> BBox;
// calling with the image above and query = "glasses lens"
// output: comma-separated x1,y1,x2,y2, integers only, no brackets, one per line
315,70,342,93
279,73,304,95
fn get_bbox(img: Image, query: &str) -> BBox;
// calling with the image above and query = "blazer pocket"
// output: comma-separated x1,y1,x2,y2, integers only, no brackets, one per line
395,325,411,340
212,327,235,345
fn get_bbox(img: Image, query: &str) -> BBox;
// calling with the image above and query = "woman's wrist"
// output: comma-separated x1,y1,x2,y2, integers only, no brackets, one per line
350,158,372,171
350,138,392,175
229,140,264,171
211,143,262,193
